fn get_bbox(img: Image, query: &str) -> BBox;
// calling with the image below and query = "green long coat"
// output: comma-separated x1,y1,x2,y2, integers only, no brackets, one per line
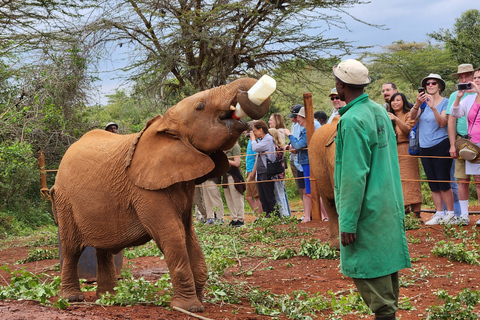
334,93,411,279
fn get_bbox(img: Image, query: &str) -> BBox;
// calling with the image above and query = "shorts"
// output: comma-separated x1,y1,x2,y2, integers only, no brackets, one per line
245,171,259,198
302,164,311,194
454,157,470,180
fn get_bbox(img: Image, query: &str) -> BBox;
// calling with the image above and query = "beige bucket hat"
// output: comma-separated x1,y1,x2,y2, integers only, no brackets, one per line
452,64,475,79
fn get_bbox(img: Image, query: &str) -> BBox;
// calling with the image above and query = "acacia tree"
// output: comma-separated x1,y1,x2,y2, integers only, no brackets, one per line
429,9,480,67
365,41,457,101
82,0,374,95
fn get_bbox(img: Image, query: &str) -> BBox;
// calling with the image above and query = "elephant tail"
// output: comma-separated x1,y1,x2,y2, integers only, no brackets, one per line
49,186,59,225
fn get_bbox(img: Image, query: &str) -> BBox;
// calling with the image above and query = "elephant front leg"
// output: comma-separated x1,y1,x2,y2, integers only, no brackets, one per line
96,249,118,298
185,226,208,304
154,235,204,313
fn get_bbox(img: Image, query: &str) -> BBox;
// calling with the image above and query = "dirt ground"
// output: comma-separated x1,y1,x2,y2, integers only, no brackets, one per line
1,210,480,320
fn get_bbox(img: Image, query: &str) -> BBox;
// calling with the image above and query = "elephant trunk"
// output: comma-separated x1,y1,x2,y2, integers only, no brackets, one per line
228,77,275,120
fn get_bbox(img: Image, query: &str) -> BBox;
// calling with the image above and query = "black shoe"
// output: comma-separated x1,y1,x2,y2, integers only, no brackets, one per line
374,314,395,320
235,220,245,227
229,220,238,226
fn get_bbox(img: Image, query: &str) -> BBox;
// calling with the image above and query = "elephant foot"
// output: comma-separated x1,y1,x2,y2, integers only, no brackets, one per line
96,285,116,298
329,237,340,250
60,289,85,302
171,296,204,313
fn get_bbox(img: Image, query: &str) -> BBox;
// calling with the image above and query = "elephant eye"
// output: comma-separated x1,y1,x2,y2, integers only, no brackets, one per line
195,102,205,111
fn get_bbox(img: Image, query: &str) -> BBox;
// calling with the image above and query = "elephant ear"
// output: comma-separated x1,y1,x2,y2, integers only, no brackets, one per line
125,117,225,190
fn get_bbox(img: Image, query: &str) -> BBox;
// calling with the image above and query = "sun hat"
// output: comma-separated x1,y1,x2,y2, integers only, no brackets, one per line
329,88,338,97
289,104,303,118
452,64,474,79
455,138,480,164
420,74,446,92
105,122,119,130
332,59,371,86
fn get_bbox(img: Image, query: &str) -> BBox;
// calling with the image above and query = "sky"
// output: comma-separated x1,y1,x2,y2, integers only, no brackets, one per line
90,0,480,106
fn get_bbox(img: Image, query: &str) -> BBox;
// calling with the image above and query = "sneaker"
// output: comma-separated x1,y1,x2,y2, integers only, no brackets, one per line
214,218,225,225
235,220,245,227
456,216,470,226
204,219,214,225
439,212,456,225
425,212,445,226
229,220,238,226
476,219,480,225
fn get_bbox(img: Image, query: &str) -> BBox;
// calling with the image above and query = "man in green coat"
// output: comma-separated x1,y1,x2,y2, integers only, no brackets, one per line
333,59,411,320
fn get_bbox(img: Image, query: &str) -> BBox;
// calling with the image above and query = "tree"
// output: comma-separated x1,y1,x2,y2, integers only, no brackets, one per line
82,0,375,95
429,9,480,67
365,41,457,102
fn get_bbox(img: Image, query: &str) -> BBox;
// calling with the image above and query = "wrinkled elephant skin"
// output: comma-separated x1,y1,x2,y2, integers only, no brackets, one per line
50,78,270,312
309,117,340,249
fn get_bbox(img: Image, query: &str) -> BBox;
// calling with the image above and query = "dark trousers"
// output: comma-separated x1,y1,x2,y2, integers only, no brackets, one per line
257,173,278,217
353,272,399,317
420,138,452,192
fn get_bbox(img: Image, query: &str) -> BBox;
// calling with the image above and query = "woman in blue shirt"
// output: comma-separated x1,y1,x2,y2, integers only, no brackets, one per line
410,74,454,225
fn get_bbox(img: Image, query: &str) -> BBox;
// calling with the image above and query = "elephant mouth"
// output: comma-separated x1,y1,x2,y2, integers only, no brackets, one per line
219,109,248,130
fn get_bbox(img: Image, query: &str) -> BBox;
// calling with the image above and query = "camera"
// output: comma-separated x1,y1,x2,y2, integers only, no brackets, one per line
457,83,472,91
246,133,250,138
418,87,425,94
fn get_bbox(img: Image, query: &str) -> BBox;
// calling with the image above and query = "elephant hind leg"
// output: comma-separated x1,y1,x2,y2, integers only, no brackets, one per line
59,246,84,301
96,249,117,298
322,197,340,249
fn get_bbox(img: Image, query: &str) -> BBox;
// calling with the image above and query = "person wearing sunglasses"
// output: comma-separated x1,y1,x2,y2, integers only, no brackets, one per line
410,73,455,226
327,88,346,124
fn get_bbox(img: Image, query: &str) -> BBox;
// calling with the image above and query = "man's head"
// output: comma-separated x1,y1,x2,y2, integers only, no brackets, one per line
382,82,397,104
314,111,327,125
294,107,306,127
329,88,346,110
332,59,370,103
105,122,119,133
452,64,474,85
289,104,303,123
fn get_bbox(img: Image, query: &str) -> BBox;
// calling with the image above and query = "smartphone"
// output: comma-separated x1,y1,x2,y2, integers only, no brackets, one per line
458,83,472,91
418,87,425,94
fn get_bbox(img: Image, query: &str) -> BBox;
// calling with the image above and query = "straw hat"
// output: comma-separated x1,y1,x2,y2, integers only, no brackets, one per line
455,138,480,164
332,59,371,86
452,64,474,79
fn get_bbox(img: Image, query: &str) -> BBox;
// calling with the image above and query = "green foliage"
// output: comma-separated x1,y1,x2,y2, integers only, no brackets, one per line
96,268,173,307
16,248,59,264
124,240,163,259
427,289,480,319
328,290,371,316
0,266,67,308
431,240,480,265
271,247,297,260
443,225,478,240
429,9,480,67
366,42,457,101
405,213,422,230
298,239,339,260
0,141,38,210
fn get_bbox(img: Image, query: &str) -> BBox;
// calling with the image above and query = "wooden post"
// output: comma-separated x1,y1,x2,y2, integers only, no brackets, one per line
38,151,49,200
303,93,321,221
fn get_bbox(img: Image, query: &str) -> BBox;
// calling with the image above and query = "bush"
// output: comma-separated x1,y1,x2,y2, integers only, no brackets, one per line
0,141,54,238
0,141,38,210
